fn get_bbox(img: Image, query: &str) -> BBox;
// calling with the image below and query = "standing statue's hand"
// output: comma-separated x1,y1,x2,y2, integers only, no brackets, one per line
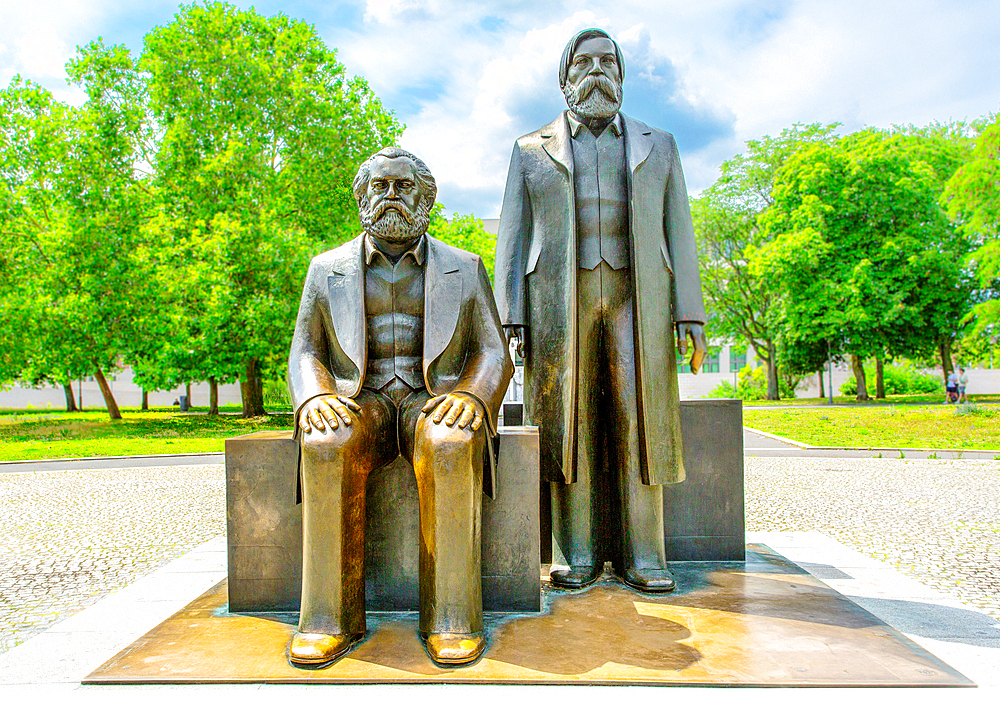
298,395,362,434
504,324,527,359
677,322,708,374
421,393,485,431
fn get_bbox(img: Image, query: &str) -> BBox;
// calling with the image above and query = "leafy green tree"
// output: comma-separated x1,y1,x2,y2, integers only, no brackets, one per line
427,204,497,278
759,126,974,400
0,69,157,419
0,80,56,392
139,2,402,417
942,114,1000,347
693,123,838,399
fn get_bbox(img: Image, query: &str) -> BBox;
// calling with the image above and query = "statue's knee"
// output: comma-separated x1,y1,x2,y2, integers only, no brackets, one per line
418,418,480,453
300,424,360,458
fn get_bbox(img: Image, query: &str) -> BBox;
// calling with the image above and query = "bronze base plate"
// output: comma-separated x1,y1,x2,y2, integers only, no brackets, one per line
84,545,973,686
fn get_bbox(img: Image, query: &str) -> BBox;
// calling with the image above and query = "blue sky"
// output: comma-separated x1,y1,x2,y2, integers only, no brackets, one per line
2,0,998,217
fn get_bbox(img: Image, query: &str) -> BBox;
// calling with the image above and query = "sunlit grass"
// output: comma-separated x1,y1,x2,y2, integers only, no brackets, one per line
0,408,293,461
743,404,1000,450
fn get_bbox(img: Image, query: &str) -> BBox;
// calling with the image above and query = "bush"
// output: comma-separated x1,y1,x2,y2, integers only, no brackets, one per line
705,364,798,400
706,380,737,399
839,360,941,397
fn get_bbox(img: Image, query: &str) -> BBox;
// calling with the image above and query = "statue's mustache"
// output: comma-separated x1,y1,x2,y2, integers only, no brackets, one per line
576,74,619,101
373,199,413,223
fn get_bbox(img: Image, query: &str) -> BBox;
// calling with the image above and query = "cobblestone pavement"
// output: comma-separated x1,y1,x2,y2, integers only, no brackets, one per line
0,464,225,654
1,457,998,655
746,457,1000,620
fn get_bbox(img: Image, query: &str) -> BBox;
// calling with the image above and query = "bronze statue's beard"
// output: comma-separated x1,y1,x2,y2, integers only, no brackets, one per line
361,200,429,244
563,75,623,123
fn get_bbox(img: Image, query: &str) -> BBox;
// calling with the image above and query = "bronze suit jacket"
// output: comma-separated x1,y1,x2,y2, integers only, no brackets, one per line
288,233,514,497
494,111,707,486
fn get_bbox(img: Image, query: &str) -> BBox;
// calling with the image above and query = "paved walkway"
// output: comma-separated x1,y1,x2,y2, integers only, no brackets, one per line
0,463,226,653
0,453,998,697
745,456,1000,619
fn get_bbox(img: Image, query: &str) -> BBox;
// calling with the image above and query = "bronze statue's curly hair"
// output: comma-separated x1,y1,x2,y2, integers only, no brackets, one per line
352,147,437,211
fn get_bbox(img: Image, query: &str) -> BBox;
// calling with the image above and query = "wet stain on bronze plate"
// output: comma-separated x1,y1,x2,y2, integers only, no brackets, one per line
83,545,974,686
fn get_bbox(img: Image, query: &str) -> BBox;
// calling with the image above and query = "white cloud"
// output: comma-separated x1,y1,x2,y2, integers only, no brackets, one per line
0,0,117,103
5,0,999,213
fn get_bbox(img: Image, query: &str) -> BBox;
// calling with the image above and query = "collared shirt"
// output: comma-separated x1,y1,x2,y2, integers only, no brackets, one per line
362,234,427,404
568,112,630,271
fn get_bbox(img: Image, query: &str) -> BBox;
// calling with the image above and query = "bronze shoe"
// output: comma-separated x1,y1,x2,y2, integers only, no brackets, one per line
288,631,361,668
424,632,486,666
622,566,676,593
549,563,602,589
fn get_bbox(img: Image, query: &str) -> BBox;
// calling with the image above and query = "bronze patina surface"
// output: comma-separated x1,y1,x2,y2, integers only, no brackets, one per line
285,147,513,665
494,28,712,593
84,545,973,686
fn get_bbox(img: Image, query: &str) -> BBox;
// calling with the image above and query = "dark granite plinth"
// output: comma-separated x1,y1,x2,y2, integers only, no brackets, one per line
225,427,540,614
536,399,745,563
666,399,745,560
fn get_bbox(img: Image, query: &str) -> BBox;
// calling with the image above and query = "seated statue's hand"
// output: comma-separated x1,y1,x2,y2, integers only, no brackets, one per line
421,392,485,431
299,394,362,434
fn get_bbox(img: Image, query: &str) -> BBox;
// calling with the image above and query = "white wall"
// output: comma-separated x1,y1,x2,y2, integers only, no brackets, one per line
0,365,243,410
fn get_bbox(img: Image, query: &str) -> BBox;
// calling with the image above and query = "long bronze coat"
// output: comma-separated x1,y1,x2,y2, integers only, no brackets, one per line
494,111,707,486
288,233,513,496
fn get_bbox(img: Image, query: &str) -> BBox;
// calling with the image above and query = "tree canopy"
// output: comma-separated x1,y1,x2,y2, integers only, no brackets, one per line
0,2,402,418
693,123,838,399
942,115,1000,349
695,121,978,400
757,126,974,398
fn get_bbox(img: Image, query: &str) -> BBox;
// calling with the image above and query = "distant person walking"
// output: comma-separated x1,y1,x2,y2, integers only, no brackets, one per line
958,367,970,404
946,369,960,404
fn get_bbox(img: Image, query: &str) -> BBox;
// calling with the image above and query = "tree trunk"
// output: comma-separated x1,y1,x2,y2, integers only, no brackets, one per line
875,356,886,399
241,359,266,418
185,382,192,411
818,370,825,398
852,355,869,401
141,390,149,411
209,377,219,416
939,338,954,386
63,383,79,412
765,341,779,400
93,366,122,420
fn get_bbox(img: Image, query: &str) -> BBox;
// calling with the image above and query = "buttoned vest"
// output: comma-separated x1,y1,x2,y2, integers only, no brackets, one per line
572,122,630,271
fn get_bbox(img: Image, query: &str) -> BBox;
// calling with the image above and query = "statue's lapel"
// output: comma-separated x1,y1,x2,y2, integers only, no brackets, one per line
541,112,574,178
423,235,462,369
328,235,365,377
623,114,653,176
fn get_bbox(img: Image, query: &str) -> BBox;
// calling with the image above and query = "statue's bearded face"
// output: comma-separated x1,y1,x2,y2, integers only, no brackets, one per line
562,36,623,123
359,156,430,245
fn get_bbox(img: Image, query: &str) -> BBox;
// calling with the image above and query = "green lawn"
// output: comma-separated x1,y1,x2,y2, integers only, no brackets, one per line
4,399,1000,460
743,404,1000,450
743,393,1000,407
0,408,294,461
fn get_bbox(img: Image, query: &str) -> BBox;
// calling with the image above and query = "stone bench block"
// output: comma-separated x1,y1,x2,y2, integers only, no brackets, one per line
226,426,541,614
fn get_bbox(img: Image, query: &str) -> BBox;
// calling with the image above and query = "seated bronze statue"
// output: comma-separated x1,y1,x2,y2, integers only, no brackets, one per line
286,147,513,667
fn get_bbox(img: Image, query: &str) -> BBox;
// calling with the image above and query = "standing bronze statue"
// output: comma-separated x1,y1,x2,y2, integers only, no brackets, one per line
494,28,708,593
287,147,513,667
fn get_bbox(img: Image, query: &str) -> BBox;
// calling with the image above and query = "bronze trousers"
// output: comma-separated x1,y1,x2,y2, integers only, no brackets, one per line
298,388,485,638
551,261,668,572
